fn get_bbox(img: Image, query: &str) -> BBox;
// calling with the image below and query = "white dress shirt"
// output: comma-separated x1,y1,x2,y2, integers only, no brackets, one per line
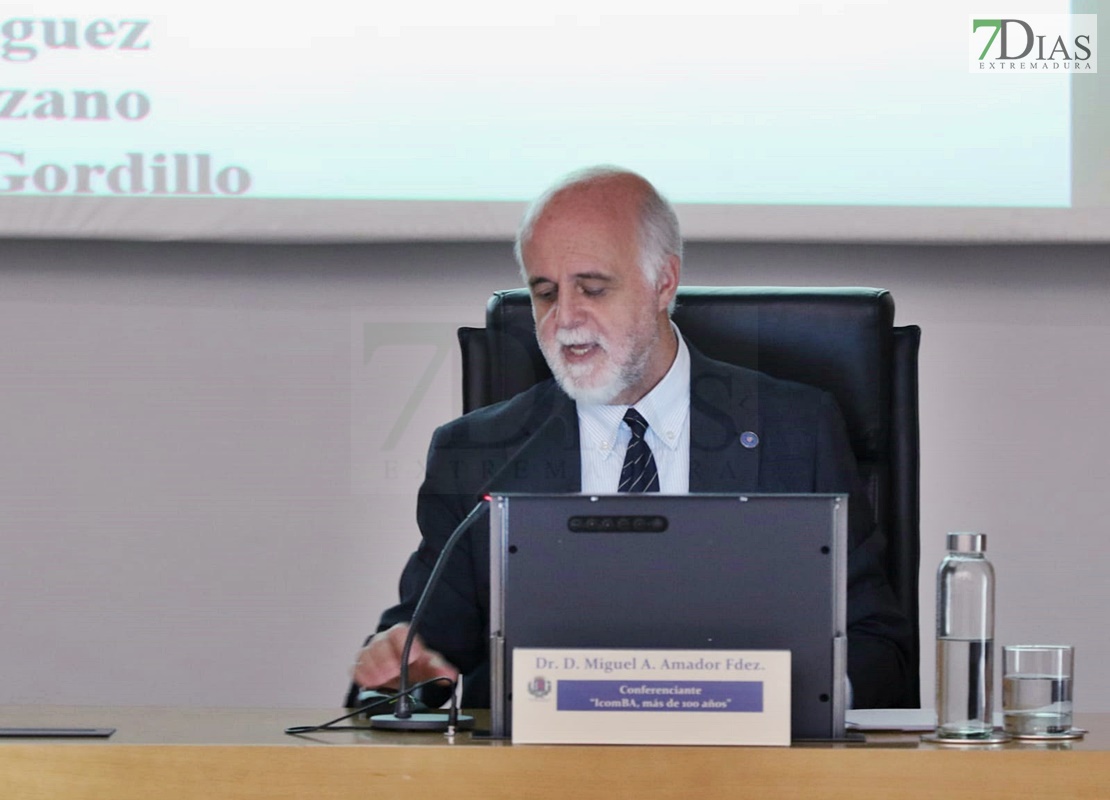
577,328,691,494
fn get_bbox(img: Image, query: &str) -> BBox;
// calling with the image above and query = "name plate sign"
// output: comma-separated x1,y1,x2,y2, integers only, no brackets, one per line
511,648,790,746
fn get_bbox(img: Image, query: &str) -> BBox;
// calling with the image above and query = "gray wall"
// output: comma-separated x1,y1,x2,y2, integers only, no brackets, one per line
1,239,1107,710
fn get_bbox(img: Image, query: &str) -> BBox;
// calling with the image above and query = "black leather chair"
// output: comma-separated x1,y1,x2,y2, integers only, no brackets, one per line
458,286,921,708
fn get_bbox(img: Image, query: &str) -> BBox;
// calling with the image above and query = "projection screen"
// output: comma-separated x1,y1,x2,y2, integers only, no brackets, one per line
0,0,1105,242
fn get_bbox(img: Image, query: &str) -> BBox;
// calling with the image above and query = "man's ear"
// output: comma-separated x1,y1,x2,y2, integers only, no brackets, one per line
655,254,681,313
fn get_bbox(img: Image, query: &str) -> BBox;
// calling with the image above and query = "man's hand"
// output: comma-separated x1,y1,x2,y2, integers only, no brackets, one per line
352,623,459,691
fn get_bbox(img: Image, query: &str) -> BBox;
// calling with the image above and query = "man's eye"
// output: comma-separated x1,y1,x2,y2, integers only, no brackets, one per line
581,286,606,297
533,289,555,302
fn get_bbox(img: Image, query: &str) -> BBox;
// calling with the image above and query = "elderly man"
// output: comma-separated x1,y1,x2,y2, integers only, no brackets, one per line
351,167,912,709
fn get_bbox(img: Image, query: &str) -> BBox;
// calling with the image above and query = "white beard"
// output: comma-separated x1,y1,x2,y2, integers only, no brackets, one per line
539,323,656,406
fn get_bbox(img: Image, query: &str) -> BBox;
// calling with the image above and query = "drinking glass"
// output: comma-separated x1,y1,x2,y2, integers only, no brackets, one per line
1002,645,1074,737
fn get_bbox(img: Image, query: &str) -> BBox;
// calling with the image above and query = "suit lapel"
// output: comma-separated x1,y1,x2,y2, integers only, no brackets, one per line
485,385,580,495
687,345,762,492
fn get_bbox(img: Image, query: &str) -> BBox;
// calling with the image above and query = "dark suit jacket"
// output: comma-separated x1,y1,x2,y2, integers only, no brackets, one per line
359,344,913,709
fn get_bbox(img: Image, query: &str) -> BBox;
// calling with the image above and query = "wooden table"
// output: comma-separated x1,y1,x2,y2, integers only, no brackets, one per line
0,707,1106,799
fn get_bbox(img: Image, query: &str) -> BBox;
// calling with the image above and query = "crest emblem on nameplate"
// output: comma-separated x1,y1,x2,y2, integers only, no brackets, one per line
528,676,553,699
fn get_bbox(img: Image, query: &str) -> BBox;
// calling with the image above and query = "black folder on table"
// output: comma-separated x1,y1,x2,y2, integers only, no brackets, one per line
488,493,848,741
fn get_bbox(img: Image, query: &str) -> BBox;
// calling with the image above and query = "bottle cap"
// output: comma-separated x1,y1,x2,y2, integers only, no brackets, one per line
947,532,986,553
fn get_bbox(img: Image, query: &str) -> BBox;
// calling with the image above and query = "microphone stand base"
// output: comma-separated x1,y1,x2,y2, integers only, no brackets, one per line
369,713,476,732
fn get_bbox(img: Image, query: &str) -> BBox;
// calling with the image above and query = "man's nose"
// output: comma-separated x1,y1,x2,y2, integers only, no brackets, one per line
553,288,584,328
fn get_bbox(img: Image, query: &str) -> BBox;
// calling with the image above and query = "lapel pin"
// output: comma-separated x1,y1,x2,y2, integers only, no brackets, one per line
740,431,759,449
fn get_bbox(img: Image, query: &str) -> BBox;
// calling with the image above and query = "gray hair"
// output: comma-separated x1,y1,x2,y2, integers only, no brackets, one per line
513,166,683,288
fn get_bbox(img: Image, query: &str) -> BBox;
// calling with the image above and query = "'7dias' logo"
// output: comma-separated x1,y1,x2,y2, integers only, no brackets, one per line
970,15,1097,73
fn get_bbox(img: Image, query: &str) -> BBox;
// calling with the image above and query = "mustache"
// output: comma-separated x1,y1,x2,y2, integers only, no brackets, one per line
553,329,609,349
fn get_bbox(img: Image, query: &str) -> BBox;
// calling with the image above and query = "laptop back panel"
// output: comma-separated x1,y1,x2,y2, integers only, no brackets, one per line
489,493,847,740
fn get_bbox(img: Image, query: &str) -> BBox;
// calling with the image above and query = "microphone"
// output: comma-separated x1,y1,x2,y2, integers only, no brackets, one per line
368,499,487,731
369,414,567,732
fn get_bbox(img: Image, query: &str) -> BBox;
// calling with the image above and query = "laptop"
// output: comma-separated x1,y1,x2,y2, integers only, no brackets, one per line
488,493,848,740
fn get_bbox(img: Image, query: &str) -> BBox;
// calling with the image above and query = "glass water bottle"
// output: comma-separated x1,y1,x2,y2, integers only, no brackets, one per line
935,532,995,739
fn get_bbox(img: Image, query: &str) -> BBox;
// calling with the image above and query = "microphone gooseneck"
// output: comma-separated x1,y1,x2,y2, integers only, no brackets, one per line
369,414,566,732
370,499,489,730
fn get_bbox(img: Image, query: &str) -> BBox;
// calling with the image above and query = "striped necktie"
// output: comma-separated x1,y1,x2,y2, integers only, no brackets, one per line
618,408,660,493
